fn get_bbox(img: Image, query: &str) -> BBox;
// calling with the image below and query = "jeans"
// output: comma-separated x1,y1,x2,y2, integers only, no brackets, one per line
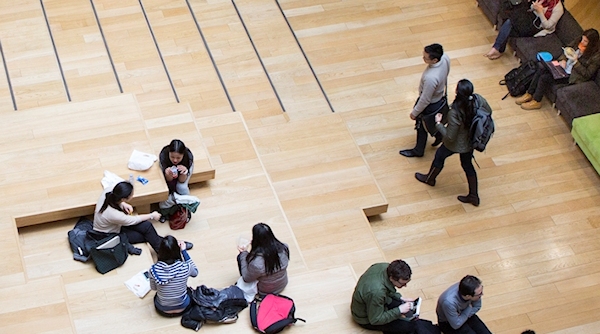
438,315,491,334
432,144,476,177
493,19,513,53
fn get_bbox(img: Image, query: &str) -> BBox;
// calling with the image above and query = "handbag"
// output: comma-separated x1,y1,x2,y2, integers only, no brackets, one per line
420,96,449,136
169,205,190,230
88,233,129,274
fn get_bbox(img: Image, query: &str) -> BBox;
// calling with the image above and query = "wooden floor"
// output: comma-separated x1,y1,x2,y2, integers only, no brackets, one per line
2,0,600,333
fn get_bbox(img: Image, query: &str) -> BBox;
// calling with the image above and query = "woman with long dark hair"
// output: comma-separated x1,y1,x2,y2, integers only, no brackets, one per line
237,223,290,295
517,28,600,109
149,235,198,317
93,181,164,252
159,139,194,195
414,79,492,206
485,0,564,60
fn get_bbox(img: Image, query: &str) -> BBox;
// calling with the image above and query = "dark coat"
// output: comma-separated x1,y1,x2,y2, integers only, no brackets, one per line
181,285,248,331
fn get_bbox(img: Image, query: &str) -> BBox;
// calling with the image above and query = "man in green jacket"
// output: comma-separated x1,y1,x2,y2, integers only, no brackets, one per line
351,260,429,333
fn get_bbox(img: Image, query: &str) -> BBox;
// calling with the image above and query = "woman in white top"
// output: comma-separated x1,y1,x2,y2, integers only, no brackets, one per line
93,181,165,252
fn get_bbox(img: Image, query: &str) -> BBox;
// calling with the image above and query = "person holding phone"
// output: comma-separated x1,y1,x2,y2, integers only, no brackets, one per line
484,0,564,60
159,139,194,195
149,235,198,317
351,260,438,333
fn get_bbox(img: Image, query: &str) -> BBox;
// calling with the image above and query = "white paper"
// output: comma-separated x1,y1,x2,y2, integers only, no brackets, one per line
125,270,151,298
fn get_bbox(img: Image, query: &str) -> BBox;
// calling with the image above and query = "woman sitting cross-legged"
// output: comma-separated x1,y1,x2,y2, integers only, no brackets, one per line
149,235,198,317
237,223,290,295
415,79,492,207
516,28,600,110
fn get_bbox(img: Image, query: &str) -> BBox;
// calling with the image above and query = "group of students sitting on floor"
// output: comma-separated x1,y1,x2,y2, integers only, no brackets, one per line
92,139,291,317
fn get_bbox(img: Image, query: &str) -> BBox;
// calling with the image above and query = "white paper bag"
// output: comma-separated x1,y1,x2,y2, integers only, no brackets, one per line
127,150,157,171
236,276,258,303
101,170,125,190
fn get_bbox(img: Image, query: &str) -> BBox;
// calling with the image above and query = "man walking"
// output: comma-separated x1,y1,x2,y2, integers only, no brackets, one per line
400,43,450,158
436,275,492,334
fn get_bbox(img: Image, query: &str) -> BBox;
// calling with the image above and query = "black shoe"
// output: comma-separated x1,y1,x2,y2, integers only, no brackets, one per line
431,136,443,147
399,149,423,158
159,215,167,223
184,241,194,250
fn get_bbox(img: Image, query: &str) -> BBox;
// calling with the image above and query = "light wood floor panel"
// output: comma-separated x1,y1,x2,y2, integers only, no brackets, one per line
4,0,600,333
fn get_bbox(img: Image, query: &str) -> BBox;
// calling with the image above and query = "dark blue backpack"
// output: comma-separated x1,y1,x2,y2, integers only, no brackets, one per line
470,101,494,152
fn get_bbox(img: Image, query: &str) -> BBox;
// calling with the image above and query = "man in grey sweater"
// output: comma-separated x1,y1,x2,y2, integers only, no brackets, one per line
400,43,450,158
436,275,491,334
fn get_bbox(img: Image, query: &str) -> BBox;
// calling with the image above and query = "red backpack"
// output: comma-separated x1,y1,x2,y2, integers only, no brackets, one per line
250,294,305,334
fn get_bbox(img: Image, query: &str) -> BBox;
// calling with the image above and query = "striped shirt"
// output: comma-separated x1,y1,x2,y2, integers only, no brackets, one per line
149,250,198,310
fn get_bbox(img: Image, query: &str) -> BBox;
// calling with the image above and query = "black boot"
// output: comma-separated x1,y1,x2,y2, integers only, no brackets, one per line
431,132,443,147
415,166,442,186
457,175,480,206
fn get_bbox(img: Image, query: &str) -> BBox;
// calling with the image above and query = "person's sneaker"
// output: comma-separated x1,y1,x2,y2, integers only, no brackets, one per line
159,215,167,223
184,241,194,250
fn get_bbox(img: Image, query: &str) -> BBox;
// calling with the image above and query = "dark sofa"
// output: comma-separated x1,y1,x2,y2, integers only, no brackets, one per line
477,1,598,127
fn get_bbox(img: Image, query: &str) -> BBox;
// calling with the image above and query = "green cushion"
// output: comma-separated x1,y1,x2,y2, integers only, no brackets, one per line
572,114,600,174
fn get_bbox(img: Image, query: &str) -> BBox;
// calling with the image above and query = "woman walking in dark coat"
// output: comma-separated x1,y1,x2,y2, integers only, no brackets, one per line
414,79,492,206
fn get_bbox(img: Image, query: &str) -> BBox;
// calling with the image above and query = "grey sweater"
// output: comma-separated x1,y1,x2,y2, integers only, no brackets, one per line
411,53,451,117
436,283,481,329
239,245,289,294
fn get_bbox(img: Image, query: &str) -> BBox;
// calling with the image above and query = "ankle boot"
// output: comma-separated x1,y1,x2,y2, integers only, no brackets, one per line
457,175,480,206
415,166,442,186
515,93,532,105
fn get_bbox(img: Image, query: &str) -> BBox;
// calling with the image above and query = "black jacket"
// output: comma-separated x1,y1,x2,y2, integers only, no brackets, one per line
181,285,248,331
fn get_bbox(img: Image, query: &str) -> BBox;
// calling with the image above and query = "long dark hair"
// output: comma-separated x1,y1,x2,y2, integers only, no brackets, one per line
99,181,133,213
157,235,182,265
169,139,191,165
247,223,289,275
581,29,600,60
452,79,476,128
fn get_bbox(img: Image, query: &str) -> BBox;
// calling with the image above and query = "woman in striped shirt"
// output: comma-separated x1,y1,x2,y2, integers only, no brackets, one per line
149,235,198,317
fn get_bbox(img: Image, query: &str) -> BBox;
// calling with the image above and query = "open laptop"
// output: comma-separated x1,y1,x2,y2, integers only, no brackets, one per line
96,235,121,249
543,60,569,80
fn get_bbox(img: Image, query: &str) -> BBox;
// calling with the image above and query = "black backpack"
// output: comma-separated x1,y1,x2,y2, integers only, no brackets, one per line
250,294,305,334
499,60,537,99
470,100,495,152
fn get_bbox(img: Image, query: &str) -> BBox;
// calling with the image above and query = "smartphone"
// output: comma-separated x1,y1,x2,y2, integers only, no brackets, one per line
143,271,150,279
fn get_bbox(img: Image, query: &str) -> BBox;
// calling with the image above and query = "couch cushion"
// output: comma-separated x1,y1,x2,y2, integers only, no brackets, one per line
556,82,600,127
572,114,600,173
554,10,583,46
515,35,563,61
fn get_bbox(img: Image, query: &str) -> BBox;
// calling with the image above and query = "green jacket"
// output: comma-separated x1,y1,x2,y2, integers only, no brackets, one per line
435,94,492,154
351,263,404,325
558,38,600,85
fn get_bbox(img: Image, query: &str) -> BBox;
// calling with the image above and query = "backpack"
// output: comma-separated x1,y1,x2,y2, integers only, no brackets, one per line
68,216,94,262
499,60,537,99
470,100,495,152
250,294,305,334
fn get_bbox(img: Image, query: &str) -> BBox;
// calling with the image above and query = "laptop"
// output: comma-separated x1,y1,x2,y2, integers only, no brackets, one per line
543,60,569,80
96,235,121,250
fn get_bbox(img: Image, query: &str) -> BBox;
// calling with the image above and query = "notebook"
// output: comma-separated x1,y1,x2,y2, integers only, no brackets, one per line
543,60,569,80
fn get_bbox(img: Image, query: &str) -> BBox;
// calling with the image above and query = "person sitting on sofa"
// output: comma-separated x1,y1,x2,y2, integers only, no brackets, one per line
484,0,564,60
516,28,600,110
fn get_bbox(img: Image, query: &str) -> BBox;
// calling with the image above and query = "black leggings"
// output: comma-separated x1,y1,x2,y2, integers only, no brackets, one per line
432,144,476,177
121,220,163,253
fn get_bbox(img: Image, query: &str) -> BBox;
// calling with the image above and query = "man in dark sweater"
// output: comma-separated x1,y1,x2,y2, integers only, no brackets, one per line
436,275,491,334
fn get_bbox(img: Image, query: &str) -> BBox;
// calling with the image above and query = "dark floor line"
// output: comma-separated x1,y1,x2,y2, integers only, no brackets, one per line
40,0,71,102
231,0,286,112
185,0,235,111
0,40,17,110
274,0,335,113
89,0,123,93
139,0,179,103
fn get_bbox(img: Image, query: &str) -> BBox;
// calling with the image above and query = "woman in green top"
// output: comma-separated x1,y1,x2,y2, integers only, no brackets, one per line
414,79,492,207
